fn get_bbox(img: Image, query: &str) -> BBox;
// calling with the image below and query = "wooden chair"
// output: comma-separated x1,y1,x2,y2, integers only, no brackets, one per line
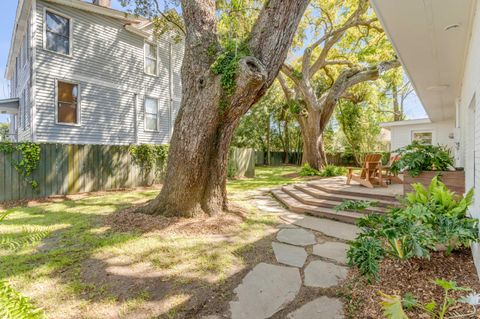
346,154,386,188
381,154,403,184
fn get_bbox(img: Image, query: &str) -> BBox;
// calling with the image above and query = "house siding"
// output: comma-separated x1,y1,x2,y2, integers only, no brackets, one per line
33,0,183,145
12,8,33,142
458,0,480,277
387,119,456,152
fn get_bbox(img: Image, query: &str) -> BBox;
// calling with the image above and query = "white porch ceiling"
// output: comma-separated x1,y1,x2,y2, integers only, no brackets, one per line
0,98,19,115
371,0,475,122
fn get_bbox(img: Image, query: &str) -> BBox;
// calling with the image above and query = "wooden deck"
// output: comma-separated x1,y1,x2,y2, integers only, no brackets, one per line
307,176,403,200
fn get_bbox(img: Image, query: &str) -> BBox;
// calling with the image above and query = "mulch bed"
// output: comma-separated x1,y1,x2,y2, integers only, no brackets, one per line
105,203,247,236
346,249,480,318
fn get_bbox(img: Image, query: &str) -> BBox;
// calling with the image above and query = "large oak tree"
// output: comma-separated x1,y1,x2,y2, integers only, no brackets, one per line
123,0,310,217
278,0,400,169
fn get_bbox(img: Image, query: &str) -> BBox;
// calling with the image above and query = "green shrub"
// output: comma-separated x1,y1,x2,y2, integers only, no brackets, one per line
319,164,347,177
347,236,384,282
390,142,454,177
129,144,169,179
348,177,479,281
299,163,321,177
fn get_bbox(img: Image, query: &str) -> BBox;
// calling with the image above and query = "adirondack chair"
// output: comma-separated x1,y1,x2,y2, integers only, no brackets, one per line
346,153,386,188
381,154,403,184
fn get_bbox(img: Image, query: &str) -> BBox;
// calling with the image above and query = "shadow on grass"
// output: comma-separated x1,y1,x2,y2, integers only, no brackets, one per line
0,190,279,318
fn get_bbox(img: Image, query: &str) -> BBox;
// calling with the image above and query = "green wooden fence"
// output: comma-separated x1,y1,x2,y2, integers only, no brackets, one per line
0,144,160,202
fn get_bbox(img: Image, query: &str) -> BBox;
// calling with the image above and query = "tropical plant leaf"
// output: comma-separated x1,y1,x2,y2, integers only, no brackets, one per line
379,292,409,319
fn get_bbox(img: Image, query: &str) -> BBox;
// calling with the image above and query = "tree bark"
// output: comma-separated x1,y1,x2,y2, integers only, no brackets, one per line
298,110,328,170
140,0,310,217
281,61,400,171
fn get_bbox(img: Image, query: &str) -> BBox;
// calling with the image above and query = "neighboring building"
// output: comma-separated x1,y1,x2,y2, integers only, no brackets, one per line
380,118,456,153
0,0,183,145
371,0,480,277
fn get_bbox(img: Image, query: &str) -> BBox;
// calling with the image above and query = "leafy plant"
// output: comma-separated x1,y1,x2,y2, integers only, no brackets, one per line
347,236,385,282
319,164,348,177
380,279,472,319
348,178,479,280
390,142,454,177
129,144,169,179
335,199,379,212
299,163,321,177
0,142,41,189
211,40,250,99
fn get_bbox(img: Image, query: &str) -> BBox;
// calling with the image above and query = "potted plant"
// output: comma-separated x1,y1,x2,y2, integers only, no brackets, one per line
390,142,464,194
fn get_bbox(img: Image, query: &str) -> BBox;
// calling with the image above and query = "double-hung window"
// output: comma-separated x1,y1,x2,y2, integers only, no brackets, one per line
145,97,159,131
144,43,157,76
45,10,71,55
57,81,79,125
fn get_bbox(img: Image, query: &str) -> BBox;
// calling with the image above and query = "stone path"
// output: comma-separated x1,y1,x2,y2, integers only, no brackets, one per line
225,188,359,319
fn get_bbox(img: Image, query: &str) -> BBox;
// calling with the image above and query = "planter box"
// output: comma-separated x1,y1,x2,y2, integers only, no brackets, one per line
403,170,465,195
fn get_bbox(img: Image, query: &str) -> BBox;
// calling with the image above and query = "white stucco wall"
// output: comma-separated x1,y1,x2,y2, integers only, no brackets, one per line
386,119,456,152
458,0,480,277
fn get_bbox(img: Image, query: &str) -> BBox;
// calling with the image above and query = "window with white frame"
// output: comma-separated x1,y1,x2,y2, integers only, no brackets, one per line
57,81,79,124
144,43,157,76
144,97,159,131
45,10,71,55
412,131,433,145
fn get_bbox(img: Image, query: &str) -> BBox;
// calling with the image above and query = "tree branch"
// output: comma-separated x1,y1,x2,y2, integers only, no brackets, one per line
180,0,218,71
305,0,371,76
277,73,295,101
153,0,186,35
248,0,310,86
319,60,401,126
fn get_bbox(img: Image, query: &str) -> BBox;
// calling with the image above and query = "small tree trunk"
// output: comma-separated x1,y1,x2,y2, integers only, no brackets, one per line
284,119,290,164
266,115,271,165
299,111,328,170
392,84,401,121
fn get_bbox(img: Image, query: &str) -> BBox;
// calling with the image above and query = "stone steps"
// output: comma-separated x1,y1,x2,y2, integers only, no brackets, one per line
271,189,363,224
293,184,400,208
287,185,389,214
272,181,401,225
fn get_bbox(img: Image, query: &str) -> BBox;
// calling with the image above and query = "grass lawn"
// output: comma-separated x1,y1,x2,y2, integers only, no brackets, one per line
0,165,309,319
227,165,310,193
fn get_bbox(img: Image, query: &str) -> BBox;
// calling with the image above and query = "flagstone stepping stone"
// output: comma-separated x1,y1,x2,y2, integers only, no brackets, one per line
272,242,308,268
287,296,345,319
277,228,316,246
229,263,301,319
312,242,349,265
293,216,359,241
303,260,348,288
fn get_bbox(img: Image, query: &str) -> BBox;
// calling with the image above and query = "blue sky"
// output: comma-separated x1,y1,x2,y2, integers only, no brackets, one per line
0,0,427,123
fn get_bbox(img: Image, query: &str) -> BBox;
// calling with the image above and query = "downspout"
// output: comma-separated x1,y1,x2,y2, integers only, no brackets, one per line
134,93,139,144
168,42,174,139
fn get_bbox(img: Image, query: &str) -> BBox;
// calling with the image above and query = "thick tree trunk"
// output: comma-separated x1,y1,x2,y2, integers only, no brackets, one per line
299,111,328,170
139,0,310,217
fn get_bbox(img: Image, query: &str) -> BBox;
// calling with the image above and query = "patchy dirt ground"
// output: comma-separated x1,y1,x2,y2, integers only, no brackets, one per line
345,249,480,318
